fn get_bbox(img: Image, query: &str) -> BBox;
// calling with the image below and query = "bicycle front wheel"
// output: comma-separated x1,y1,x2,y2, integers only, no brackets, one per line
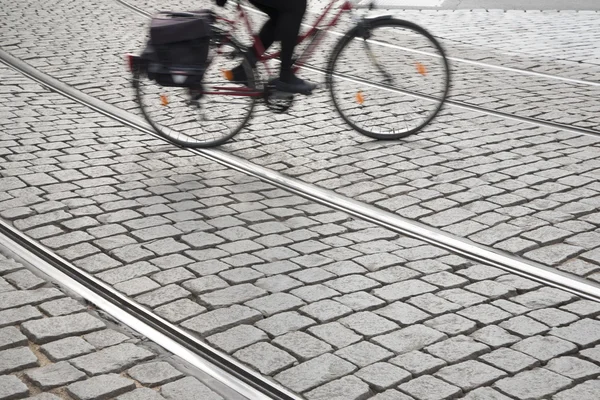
134,37,256,148
327,18,450,140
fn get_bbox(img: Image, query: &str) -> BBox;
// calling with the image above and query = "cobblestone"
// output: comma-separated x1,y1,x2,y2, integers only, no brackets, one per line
307,322,362,349
435,360,506,391
0,326,27,351
480,348,540,373
493,368,573,399
0,374,29,400
234,342,297,375
274,353,357,393
0,346,39,374
70,343,154,376
40,336,95,362
305,376,370,400
373,325,447,354
67,374,136,400
21,313,105,344
426,335,490,363
511,335,578,362
398,375,461,400
182,305,262,336
26,361,86,390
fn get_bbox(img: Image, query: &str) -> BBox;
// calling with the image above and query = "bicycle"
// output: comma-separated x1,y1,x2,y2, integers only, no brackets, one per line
128,0,450,148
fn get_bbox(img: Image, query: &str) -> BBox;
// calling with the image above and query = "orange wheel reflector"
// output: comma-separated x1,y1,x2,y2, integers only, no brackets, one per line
356,91,365,105
160,94,169,106
416,62,427,76
222,69,234,81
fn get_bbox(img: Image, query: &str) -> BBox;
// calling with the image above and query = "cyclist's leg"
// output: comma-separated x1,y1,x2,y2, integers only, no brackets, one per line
249,1,277,59
252,0,316,93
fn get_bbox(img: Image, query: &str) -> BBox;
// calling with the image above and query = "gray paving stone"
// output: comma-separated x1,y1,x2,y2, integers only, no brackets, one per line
127,362,184,387
511,335,578,362
437,289,487,307
182,275,229,295
424,314,477,336
456,264,506,281
154,299,206,324
290,284,341,302
545,356,600,381
40,336,95,362
151,267,195,286
553,380,600,400
114,276,160,296
199,284,266,308
373,325,447,354
305,376,370,400
3,269,45,290
0,346,38,374
136,284,192,308
245,292,305,317
493,368,572,399
182,305,262,336
0,374,28,400
307,322,362,349
219,267,264,284
67,373,136,400
407,293,462,315
524,244,582,265
355,362,411,390
435,360,506,391
480,348,540,374
70,343,154,376
550,318,600,346
426,335,490,363
207,325,268,354
339,311,399,338
336,292,386,311
561,300,600,317
21,313,105,344
252,260,301,276
366,266,420,285
367,390,413,400
96,262,159,285
26,361,86,390
117,388,166,400
0,326,27,351
457,304,512,325
234,342,297,375
390,350,446,377
0,288,63,311
274,353,357,393
323,275,380,294
255,274,302,293
511,287,576,310
299,299,353,323
372,280,437,302
525,308,578,327
464,280,516,299
421,271,468,289
461,387,512,400
39,297,86,317
374,302,430,326
254,311,316,336
470,326,521,349
405,260,452,274
398,375,461,400
290,268,336,284
335,341,393,367
499,315,550,336
83,329,130,349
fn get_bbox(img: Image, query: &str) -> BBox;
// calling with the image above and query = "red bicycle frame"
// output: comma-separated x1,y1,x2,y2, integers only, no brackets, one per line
206,0,354,96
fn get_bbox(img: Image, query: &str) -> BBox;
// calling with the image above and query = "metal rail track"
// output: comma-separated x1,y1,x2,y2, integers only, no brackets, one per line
116,0,600,139
2,47,600,303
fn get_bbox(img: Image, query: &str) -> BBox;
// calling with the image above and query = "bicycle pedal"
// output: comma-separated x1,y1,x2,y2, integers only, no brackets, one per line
271,91,295,100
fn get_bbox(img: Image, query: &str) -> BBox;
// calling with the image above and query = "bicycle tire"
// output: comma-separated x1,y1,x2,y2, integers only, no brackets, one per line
133,37,256,148
326,18,450,140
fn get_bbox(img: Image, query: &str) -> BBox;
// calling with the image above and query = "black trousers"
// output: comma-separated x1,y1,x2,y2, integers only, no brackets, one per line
249,0,307,81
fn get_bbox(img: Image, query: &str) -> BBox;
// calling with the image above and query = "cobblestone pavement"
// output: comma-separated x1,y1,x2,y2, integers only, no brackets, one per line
3,63,600,399
1,0,600,283
0,242,236,399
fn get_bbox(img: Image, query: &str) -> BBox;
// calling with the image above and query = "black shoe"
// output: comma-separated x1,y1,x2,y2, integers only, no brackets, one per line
270,75,317,95
224,64,249,86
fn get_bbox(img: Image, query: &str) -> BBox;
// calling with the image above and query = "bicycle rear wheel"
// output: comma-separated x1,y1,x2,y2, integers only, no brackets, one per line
327,18,450,140
134,37,256,148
